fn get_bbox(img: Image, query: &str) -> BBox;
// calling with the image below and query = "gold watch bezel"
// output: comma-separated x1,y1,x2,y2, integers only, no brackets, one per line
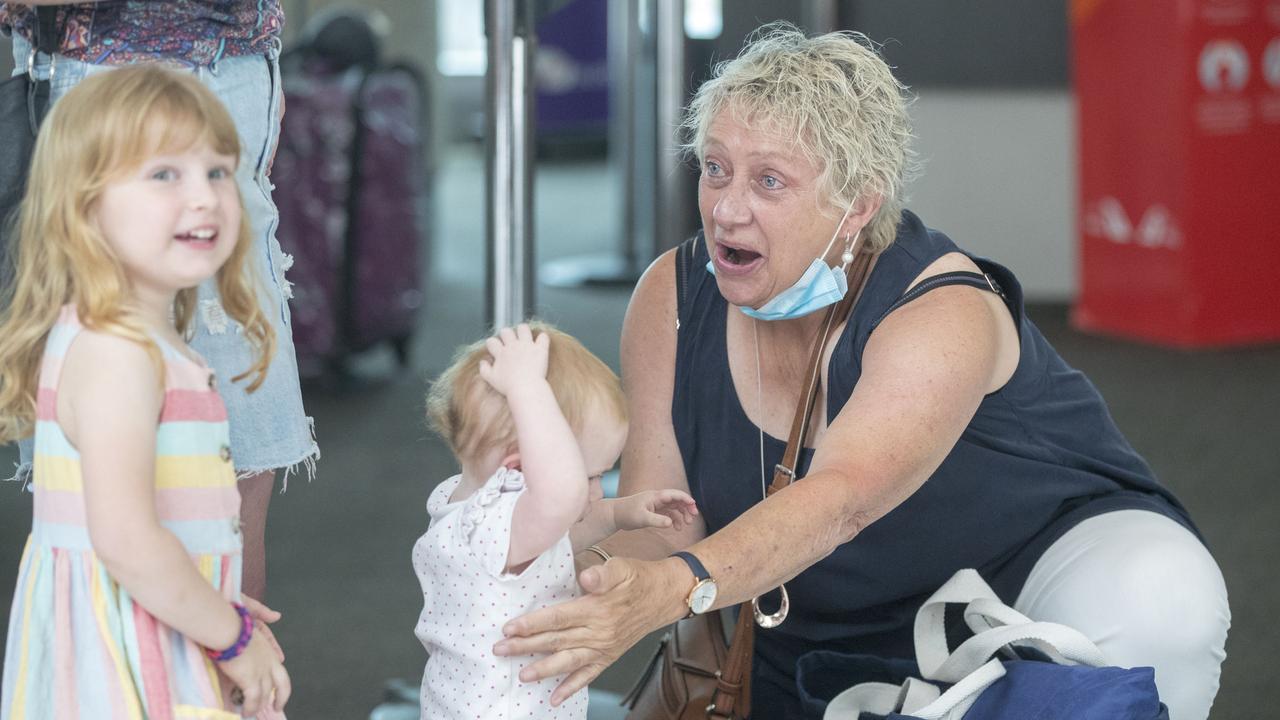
685,577,718,617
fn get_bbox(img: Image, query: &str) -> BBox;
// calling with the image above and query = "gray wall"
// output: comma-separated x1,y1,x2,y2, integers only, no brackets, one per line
909,90,1075,299
849,0,1069,88
0,2,1079,300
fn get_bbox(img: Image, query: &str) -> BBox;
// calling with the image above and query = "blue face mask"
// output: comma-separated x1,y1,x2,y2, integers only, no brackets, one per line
707,204,859,321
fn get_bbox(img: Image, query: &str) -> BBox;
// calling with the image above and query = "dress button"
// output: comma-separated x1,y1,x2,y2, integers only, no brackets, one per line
207,372,217,390
219,445,232,462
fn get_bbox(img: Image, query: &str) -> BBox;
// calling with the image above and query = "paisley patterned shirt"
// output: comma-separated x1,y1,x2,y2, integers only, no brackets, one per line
1,0,283,67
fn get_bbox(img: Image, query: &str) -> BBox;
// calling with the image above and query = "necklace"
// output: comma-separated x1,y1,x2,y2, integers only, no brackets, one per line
747,231,857,629
751,320,790,629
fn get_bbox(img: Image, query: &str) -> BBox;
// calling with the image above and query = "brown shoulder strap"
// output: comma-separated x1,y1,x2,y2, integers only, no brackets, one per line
770,248,873,495
708,248,876,719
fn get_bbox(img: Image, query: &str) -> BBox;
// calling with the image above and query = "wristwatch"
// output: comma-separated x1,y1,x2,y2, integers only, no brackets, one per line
670,551,718,617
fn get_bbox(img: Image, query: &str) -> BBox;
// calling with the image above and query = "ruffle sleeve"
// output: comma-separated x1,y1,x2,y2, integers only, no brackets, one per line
457,466,526,576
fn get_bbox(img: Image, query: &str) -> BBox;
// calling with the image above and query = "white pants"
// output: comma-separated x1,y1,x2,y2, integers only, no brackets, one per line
1014,510,1230,720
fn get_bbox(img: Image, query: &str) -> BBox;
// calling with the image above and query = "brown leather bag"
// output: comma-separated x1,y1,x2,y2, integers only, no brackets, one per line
620,606,750,719
621,243,874,720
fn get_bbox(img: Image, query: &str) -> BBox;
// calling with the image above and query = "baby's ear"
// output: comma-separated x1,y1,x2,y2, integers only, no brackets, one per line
500,450,522,471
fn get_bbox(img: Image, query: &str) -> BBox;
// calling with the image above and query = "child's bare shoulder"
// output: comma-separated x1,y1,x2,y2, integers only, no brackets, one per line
61,330,163,401
66,328,153,367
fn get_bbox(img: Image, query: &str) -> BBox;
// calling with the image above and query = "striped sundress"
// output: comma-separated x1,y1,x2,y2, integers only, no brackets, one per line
2,306,248,719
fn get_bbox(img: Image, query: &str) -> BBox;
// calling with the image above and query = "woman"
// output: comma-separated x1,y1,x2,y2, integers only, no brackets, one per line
493,24,1229,719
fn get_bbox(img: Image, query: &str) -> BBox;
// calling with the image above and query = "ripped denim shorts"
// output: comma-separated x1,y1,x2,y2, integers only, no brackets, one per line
10,35,318,484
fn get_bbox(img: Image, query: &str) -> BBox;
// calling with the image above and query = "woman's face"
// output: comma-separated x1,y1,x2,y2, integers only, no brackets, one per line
697,110,846,311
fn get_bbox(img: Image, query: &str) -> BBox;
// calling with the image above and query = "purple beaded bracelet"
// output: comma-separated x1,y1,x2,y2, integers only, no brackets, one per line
205,602,253,662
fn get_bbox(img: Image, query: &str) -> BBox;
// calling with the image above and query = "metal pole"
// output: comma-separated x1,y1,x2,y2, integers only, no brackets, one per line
616,0,640,271
654,0,685,252
537,0,647,288
804,0,839,34
485,0,536,328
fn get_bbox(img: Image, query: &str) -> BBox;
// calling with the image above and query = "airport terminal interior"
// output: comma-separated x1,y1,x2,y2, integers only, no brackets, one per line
2,1,1278,717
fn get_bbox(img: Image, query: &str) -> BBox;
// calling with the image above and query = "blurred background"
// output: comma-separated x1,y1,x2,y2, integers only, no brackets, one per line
3,0,1278,717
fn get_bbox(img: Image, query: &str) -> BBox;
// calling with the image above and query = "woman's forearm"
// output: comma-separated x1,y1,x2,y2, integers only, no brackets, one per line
684,468,870,608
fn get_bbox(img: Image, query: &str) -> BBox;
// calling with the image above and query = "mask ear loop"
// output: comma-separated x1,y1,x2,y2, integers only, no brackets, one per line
823,200,858,269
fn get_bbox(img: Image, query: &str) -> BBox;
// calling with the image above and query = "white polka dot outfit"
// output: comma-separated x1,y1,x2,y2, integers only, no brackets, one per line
413,467,586,719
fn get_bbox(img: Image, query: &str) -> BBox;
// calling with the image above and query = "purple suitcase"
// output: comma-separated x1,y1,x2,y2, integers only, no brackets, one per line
271,60,427,378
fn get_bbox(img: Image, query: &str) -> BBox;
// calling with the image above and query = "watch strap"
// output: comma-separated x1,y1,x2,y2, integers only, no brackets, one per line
670,551,710,581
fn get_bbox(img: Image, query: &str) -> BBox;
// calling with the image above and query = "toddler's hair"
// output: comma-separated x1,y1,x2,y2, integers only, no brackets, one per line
426,322,627,463
0,65,276,443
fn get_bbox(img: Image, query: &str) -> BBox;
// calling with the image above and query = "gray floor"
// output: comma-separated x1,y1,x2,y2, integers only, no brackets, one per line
2,145,1277,718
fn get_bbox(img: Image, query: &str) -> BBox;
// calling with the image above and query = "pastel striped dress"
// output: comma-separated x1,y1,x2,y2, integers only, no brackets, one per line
2,306,246,720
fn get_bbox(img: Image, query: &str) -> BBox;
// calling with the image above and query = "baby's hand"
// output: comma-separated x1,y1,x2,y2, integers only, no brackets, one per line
614,489,698,532
479,324,550,397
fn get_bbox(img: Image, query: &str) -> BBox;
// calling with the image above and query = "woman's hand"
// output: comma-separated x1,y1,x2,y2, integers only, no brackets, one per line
479,324,550,398
494,556,689,706
614,489,699,532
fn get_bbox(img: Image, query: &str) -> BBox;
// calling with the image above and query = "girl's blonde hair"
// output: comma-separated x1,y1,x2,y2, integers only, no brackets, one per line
426,322,627,464
681,22,919,253
0,65,276,443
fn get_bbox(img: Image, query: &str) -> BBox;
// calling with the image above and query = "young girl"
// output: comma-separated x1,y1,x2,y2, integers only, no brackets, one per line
0,67,290,718
418,323,697,718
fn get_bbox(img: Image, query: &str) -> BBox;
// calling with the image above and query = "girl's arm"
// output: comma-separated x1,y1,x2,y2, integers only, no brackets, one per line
480,325,588,570
62,332,244,651
61,331,290,713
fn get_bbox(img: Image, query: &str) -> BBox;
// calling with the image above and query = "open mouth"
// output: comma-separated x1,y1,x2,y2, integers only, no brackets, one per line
717,242,762,267
175,228,218,247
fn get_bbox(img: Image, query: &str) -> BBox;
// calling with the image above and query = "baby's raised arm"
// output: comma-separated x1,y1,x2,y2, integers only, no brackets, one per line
480,324,589,570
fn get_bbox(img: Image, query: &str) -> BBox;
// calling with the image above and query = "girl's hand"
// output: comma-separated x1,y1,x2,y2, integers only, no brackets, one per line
241,595,285,662
219,632,291,715
614,490,698,532
479,324,551,398
494,556,689,706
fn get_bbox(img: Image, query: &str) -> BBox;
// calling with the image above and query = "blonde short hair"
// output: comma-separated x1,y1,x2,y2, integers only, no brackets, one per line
426,322,627,463
681,22,918,252
0,66,275,442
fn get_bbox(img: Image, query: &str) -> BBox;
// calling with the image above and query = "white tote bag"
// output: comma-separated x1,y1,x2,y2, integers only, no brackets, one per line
823,569,1107,720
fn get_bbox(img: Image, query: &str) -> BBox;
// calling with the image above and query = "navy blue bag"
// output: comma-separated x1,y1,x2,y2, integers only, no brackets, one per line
799,570,1169,720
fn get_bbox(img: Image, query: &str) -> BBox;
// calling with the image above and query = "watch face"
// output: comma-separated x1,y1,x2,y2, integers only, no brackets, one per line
690,579,718,614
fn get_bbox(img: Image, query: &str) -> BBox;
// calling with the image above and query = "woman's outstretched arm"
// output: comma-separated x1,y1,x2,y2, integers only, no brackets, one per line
496,254,1017,706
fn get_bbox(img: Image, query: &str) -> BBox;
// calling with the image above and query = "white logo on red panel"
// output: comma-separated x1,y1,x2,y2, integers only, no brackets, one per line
1199,40,1250,91
1264,38,1280,88
1135,205,1182,249
1083,197,1133,244
1084,199,1181,249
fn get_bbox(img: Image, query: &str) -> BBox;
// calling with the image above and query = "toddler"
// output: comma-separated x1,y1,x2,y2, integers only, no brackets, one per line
416,323,697,718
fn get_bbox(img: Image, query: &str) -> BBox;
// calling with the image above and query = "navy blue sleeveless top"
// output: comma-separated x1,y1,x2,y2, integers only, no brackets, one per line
672,210,1197,661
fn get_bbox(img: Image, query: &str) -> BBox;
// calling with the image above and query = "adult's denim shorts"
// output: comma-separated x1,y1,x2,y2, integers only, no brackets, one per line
10,35,318,484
